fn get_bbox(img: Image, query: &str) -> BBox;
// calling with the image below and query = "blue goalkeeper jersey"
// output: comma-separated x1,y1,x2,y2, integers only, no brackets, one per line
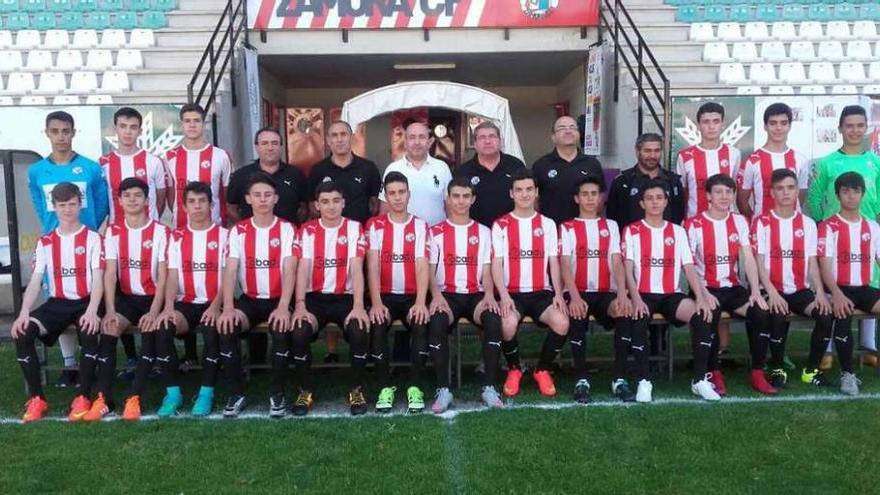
28,153,109,233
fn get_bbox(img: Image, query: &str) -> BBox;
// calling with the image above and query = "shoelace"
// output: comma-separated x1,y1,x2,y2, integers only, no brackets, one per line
296,393,312,406
350,391,366,405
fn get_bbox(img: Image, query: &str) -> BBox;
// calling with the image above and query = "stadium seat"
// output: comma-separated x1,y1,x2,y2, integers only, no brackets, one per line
99,28,126,48
861,4,880,21
0,96,12,105
719,62,748,84
34,71,66,93
85,48,112,69
47,0,71,11
831,84,857,94
33,13,57,31
115,48,141,69
44,29,70,49
115,11,138,29
14,30,41,49
807,3,830,21
7,13,32,31
779,62,808,84
833,3,858,21
703,42,731,62
839,62,867,83
755,5,780,22
152,0,174,10
862,84,880,94
100,70,128,92
128,28,154,47
799,85,826,94
717,22,743,41
799,21,824,41
868,61,880,81
19,95,47,104
770,21,797,40
0,50,23,71
21,0,45,12
85,12,112,30
71,29,98,48
126,0,149,11
730,5,753,23
808,62,836,84
676,6,701,23
25,50,53,71
705,6,727,22
3,72,35,93
689,22,714,42
760,41,787,61
59,12,85,30
736,85,763,95
789,41,816,61
100,0,122,9
744,21,770,40
749,62,777,83
141,11,166,28
846,41,873,61
73,0,98,10
0,0,16,13
67,70,97,92
767,85,795,95
824,21,852,40
782,4,805,21
52,94,79,104
0,31,12,49
817,41,845,61
85,93,111,103
852,20,878,39
56,49,83,70
731,41,759,62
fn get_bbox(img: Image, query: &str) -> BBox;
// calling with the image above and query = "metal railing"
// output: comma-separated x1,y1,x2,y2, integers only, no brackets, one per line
599,0,672,154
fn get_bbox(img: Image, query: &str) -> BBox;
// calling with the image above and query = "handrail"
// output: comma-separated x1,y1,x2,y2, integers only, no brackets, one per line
598,0,672,157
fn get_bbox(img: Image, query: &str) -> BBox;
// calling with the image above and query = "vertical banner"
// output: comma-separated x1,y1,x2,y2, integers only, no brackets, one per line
583,43,604,155
243,46,262,161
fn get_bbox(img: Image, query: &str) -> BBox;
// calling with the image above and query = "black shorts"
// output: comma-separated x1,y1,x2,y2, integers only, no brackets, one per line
115,293,154,327
234,294,279,329
30,297,91,346
639,292,688,326
510,290,554,323
706,286,751,314
174,301,210,331
581,291,617,329
440,292,485,327
840,286,880,313
780,289,816,316
305,292,355,336
380,293,418,325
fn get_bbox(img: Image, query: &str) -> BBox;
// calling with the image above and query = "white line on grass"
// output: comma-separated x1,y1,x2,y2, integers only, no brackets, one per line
2,392,879,425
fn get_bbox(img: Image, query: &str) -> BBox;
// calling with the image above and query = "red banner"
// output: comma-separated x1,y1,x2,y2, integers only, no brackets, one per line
250,0,598,30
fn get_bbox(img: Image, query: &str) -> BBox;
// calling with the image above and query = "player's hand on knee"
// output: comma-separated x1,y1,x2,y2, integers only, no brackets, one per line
831,292,855,319
613,294,632,318
103,311,119,333
79,311,101,334
409,302,429,326
369,304,390,325
11,313,29,338
268,306,291,332
568,294,588,320
345,307,370,331
814,292,832,316
748,290,768,311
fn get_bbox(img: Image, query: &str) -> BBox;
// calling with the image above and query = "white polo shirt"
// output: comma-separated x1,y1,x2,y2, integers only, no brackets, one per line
379,155,452,226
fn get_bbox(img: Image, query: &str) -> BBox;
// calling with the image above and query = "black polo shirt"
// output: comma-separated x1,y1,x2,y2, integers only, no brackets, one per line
307,154,381,224
605,165,686,229
227,161,307,224
454,152,526,227
531,149,604,224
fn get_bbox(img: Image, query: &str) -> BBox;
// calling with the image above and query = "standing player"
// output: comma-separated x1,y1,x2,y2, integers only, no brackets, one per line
11,183,104,423
622,179,717,402
427,177,504,412
155,182,228,417
87,178,170,421
753,169,835,389
218,174,296,417
560,176,632,403
684,174,774,395
290,181,370,416
818,172,880,395
492,169,569,398
367,172,431,413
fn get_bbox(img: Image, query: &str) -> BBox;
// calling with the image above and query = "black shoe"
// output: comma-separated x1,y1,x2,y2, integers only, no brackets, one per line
767,368,788,389
292,389,313,416
269,394,288,418
612,378,636,402
323,353,340,364
54,370,78,388
573,379,592,404
223,395,246,418
348,387,368,416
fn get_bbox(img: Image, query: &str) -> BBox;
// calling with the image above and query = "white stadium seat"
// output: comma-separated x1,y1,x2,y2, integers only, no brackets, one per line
732,42,759,62
789,41,816,62
19,95,47,105
717,23,744,42
52,95,80,105
736,86,763,95
825,21,852,40
67,71,97,94
808,62,837,84
767,86,795,95
862,84,880,94
799,22,824,41
771,22,797,41
0,50,23,71
719,63,747,84
55,49,83,71
44,30,69,50
760,42,787,62
779,62,808,84
839,62,867,83
0,31,12,49
85,94,113,104
749,62,777,84
85,49,113,70
0,96,12,105
846,41,873,61
799,85,826,95
99,29,127,49
744,22,770,41
3,72,35,93
34,72,66,94
71,30,98,49
115,49,142,69
703,42,730,63
14,30,41,50
128,29,155,48
831,85,858,95
25,50,53,71
690,23,714,42
817,41,845,62
100,71,129,92
869,61,880,81
853,21,878,40
875,42,880,59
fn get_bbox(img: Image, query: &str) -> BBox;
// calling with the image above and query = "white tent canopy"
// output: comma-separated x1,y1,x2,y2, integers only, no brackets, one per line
340,81,524,161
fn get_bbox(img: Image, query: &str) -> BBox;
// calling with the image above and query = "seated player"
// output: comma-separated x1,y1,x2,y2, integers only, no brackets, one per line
560,176,632,403
155,182,228,417
12,182,104,423
622,179,716,402
752,168,835,389
427,177,503,412
89,178,170,421
290,181,370,416
218,174,296,417
685,174,773,395
817,172,880,395
367,172,431,413
492,169,569,398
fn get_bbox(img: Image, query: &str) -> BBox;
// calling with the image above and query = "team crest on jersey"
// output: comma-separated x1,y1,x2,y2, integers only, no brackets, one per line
863,233,872,242
143,240,153,250
468,235,479,245
599,229,610,237
630,187,639,196
534,227,544,237
75,246,85,255
520,0,559,18
405,233,416,243
135,169,147,177
664,237,674,246
322,176,332,183
720,159,729,168
270,238,280,248
728,233,739,243
207,241,218,250
470,176,480,186
547,170,558,179
200,160,211,169
72,167,83,175
794,229,804,238
337,235,348,245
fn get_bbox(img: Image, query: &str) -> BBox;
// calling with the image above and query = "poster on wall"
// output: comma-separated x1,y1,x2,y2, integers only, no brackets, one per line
286,107,325,174
583,42,605,156
670,96,755,165
98,105,184,157
330,107,367,157
390,108,429,162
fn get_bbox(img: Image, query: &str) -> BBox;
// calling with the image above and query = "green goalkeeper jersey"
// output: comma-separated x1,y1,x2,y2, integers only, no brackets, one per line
807,150,880,222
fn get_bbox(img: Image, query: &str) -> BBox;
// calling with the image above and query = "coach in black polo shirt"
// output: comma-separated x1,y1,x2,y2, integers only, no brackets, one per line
308,120,381,223
227,127,307,224
454,121,526,226
532,115,604,224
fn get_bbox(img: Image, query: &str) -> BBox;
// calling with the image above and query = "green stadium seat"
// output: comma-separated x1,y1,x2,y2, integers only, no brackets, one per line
861,3,880,20
114,10,137,28
21,0,45,12
729,5,753,22
59,11,84,29
33,12,56,30
6,13,31,30
151,0,174,11
85,11,111,29
73,0,97,10
833,3,857,21
756,5,779,21
782,4,805,21
126,0,149,11
704,5,727,22
99,0,122,10
807,4,830,21
0,0,17,13
47,0,70,11
140,10,166,28
676,6,700,22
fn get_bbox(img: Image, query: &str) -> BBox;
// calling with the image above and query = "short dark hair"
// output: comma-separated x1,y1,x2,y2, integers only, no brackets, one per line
447,176,475,195
704,173,736,193
635,132,663,150
117,177,148,197
839,105,867,127
254,127,282,144
696,102,725,122
770,167,797,186
510,168,536,189
835,171,866,196
113,107,143,126
640,178,668,200
45,110,74,129
315,180,345,199
50,182,82,204
183,181,212,203
763,102,792,125
473,121,501,137
402,118,429,134
383,171,409,189
328,120,353,134
575,175,604,194
246,172,277,193
179,103,206,121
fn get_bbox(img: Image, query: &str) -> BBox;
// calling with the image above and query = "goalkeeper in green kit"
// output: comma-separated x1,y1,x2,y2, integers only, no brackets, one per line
808,104,880,366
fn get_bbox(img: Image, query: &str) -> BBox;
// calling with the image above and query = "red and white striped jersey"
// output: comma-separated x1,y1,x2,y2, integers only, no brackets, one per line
167,224,228,304
752,211,817,295
676,144,742,217
623,220,693,294
228,217,296,300
818,214,880,287
100,149,167,225
32,226,104,300
684,212,750,289
737,147,809,218
296,218,366,295
165,144,231,229
429,220,492,295
559,217,621,293
104,220,169,296
367,214,429,295
491,213,559,293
